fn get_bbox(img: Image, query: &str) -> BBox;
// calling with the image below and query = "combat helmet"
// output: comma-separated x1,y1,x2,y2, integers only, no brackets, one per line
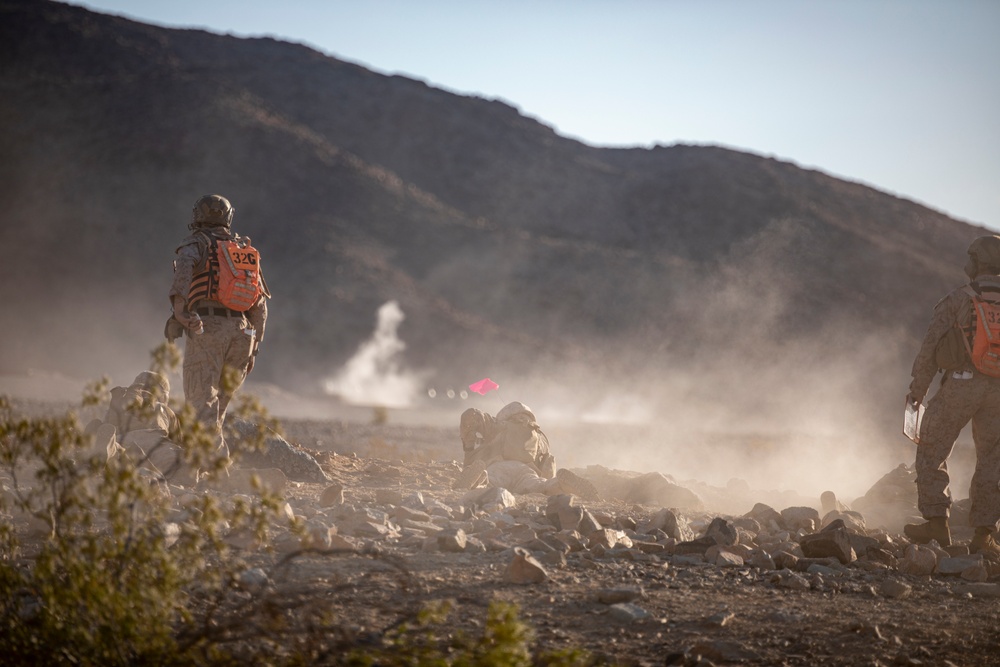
965,235,1000,278
497,401,536,423
130,370,170,396
191,194,234,229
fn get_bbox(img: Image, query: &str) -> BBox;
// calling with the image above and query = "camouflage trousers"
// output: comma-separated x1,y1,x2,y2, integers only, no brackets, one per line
915,370,1000,529
121,429,197,486
485,460,559,495
182,314,255,449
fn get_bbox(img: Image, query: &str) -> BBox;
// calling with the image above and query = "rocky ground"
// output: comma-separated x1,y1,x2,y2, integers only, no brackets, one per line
224,417,1000,666
6,400,1000,665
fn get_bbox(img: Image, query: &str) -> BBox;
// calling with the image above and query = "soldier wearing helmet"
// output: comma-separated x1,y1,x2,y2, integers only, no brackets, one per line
456,401,599,500
168,194,270,458
905,235,1000,555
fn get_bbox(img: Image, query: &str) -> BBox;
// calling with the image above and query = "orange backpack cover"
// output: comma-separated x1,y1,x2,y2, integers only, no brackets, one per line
964,289,1000,378
214,237,264,311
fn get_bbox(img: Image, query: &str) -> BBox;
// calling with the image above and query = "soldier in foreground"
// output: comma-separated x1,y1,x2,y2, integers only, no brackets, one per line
904,235,1000,554
457,401,599,500
167,194,270,457
84,370,195,484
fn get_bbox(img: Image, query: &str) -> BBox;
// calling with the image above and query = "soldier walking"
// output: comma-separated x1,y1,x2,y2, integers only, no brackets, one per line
905,235,1000,554
168,194,270,456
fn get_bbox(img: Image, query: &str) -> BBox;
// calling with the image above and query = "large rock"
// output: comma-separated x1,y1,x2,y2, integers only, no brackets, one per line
504,547,548,584
745,503,785,530
705,517,739,546
799,526,855,565
301,518,337,549
898,544,937,576
437,528,468,553
637,508,694,541
464,487,516,511
851,464,919,533
546,494,583,531
937,554,983,576
675,518,737,555
230,419,331,483
780,506,820,532
319,483,345,507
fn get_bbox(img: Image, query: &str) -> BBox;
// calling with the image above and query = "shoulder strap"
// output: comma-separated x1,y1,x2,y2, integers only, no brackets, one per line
193,230,219,265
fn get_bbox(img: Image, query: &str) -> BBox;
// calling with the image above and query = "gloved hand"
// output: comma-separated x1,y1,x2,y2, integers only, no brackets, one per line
906,392,923,407
171,297,201,332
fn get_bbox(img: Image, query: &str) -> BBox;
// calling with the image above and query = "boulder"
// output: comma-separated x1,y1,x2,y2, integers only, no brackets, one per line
504,547,548,584
745,503,785,530
637,508,693,541
799,526,855,564
231,419,330,483
898,544,937,576
780,506,820,532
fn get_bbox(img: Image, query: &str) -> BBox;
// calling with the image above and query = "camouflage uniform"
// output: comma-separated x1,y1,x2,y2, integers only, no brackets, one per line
461,402,556,479
458,402,597,499
909,275,1000,530
169,200,268,450
85,371,195,484
103,372,179,439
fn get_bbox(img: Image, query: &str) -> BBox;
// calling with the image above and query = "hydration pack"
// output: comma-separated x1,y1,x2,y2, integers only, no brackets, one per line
963,285,1000,377
189,232,266,311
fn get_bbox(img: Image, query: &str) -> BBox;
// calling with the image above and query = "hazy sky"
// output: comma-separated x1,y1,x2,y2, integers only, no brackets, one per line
76,0,1000,231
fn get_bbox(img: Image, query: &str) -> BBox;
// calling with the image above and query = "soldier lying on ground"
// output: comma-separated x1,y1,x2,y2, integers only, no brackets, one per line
456,401,599,500
84,372,330,486
84,371,197,485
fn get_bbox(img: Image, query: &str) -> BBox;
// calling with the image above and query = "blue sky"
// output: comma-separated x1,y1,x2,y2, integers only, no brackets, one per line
76,0,1000,231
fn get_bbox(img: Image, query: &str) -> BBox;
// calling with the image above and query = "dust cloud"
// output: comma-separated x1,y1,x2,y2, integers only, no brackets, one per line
441,218,969,508
3,215,976,512
322,300,431,409
282,217,976,509
0,284,174,391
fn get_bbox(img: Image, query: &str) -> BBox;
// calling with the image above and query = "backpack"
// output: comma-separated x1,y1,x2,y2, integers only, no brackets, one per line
190,231,265,311
214,236,264,311
962,285,1000,377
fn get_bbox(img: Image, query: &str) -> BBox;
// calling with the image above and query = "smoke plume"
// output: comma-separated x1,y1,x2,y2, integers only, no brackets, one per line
322,301,430,408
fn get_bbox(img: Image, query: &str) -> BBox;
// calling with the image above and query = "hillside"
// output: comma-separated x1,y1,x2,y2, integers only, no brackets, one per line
0,0,990,454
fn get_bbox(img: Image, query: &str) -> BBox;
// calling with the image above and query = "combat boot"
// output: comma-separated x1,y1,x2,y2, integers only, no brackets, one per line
903,517,951,547
970,527,1000,556
452,460,488,490
555,469,600,501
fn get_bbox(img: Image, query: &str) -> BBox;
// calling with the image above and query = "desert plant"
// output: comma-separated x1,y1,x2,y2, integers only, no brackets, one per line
347,599,592,667
0,342,285,665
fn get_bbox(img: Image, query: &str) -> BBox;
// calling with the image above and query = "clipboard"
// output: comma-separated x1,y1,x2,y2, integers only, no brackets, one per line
903,399,925,444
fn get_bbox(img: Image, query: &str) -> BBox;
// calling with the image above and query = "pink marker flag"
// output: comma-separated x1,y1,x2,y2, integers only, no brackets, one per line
468,378,499,395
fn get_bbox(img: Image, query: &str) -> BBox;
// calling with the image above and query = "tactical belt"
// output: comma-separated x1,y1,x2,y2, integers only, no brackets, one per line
196,306,245,318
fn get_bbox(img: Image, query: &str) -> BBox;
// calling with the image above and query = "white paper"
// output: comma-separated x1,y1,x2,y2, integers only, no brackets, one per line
903,400,925,444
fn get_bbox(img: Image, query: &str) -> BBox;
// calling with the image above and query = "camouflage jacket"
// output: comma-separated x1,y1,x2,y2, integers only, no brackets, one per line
170,228,269,339
910,275,1000,400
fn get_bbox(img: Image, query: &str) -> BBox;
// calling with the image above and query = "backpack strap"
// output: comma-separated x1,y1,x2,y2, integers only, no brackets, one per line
192,230,216,266
975,300,997,343
960,285,979,357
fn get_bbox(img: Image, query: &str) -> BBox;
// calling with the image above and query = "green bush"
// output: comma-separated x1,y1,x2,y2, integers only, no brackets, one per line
0,343,283,665
347,599,591,667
